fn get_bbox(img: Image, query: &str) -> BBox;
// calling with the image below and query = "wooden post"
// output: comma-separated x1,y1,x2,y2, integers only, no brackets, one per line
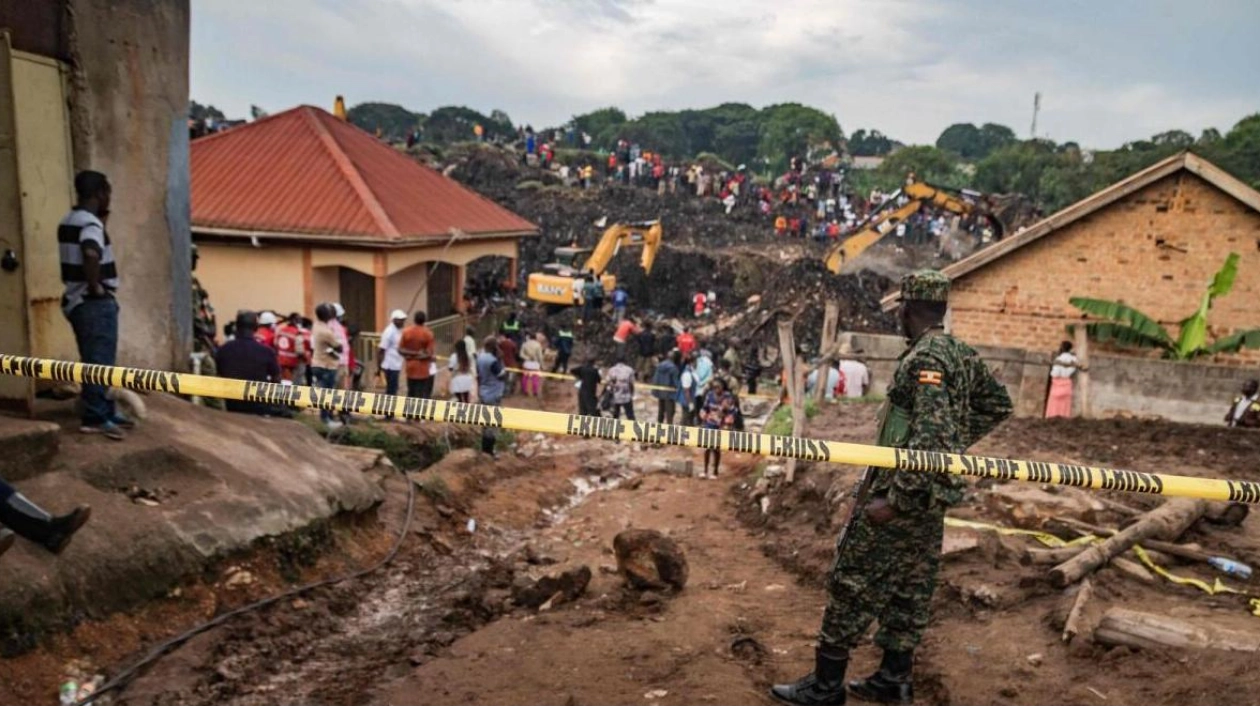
1073,325,1090,418
813,301,841,403
776,317,805,483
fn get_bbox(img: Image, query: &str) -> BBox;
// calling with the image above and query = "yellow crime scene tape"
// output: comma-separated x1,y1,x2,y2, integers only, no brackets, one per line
5,354,1260,506
504,366,779,400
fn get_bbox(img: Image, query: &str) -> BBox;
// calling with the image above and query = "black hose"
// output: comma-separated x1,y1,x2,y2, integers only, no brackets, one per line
76,467,417,705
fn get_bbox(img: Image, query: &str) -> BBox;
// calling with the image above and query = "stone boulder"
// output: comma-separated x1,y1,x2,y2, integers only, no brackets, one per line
511,565,592,609
613,529,689,592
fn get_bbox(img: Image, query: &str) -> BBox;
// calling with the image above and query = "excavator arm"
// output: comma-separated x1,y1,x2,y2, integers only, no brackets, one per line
581,220,663,277
527,220,663,306
823,182,995,274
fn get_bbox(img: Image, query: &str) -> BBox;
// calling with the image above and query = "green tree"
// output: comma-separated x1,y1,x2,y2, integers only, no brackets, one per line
936,123,984,159
757,103,843,173
189,100,226,122
978,123,1018,155
974,139,1062,200
713,119,760,167
1070,253,1260,360
876,145,965,189
847,128,895,157
1213,114,1260,189
347,102,424,140
571,107,627,144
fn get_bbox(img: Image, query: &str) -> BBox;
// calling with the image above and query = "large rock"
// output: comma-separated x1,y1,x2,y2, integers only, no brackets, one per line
613,529,689,592
511,565,592,609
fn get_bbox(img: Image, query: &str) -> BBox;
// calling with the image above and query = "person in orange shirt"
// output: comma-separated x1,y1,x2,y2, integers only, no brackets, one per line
399,310,436,399
775,215,788,236
612,316,642,361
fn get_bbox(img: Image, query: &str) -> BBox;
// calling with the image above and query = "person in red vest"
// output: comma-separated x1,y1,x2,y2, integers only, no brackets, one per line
255,311,278,349
274,312,306,382
676,327,697,359
606,153,617,178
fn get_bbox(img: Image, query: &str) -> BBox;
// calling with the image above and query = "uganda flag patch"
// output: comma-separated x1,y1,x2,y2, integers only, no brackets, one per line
918,369,943,386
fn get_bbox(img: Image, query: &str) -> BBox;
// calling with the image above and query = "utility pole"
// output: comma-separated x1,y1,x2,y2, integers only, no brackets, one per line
1030,92,1041,139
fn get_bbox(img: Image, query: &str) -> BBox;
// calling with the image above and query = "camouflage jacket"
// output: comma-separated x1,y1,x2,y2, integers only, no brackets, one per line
192,275,217,351
872,327,1012,512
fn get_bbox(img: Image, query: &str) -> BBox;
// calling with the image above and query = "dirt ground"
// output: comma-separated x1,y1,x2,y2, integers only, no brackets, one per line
8,382,1260,705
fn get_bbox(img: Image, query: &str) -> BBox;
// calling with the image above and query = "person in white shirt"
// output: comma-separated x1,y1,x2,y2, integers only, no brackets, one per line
837,344,871,398
1045,341,1083,418
378,310,407,417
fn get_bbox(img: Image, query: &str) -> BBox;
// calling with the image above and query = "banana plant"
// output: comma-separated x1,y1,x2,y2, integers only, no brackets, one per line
1069,253,1260,360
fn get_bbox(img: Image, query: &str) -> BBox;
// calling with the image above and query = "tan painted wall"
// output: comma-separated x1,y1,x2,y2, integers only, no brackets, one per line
952,171,1260,366
312,248,374,276
387,238,517,274
311,267,338,310
196,243,304,330
386,261,429,316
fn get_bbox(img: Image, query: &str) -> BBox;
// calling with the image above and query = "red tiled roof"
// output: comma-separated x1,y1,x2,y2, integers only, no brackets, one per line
191,105,536,242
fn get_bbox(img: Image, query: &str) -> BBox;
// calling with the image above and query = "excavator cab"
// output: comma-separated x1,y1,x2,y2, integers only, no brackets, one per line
542,247,594,277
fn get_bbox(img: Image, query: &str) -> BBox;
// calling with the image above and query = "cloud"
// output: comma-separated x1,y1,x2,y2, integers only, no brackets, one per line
191,0,1259,148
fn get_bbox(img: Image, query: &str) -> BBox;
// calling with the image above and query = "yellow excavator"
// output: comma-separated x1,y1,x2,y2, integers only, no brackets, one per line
527,220,663,306
823,181,1004,273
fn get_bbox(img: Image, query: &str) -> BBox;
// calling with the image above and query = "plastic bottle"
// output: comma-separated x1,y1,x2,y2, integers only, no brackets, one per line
59,681,78,706
1208,556,1253,580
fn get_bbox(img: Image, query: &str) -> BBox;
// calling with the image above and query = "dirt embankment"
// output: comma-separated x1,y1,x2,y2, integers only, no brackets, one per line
738,401,1260,705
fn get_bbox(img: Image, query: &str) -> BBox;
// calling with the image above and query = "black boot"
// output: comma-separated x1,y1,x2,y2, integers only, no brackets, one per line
771,647,848,705
0,493,91,554
0,528,13,558
847,650,913,705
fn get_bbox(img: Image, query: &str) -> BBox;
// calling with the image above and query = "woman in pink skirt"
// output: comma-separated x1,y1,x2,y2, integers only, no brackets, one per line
1045,341,1083,418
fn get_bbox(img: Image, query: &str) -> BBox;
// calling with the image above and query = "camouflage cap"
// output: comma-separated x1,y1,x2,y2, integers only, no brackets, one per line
900,269,950,303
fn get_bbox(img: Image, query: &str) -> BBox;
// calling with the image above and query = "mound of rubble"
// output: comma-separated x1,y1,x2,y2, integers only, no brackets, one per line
435,143,899,349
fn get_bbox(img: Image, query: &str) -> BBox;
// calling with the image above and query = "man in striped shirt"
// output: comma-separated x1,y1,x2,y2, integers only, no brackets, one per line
60,170,129,440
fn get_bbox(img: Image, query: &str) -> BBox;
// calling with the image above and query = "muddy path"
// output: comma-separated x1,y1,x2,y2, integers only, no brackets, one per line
16,383,1260,705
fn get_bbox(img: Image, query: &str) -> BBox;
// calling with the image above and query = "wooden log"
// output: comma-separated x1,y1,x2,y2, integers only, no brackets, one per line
1095,608,1260,652
1049,498,1206,587
1073,325,1091,418
813,301,841,403
1055,517,1224,565
1204,501,1249,527
776,318,804,484
1022,545,1089,566
1110,556,1155,583
1061,578,1094,643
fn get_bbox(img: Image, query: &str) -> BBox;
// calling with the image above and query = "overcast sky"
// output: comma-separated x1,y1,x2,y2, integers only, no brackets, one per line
191,0,1259,148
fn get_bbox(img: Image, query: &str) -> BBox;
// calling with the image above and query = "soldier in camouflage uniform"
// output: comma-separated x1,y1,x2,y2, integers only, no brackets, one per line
772,270,1012,706
191,245,224,408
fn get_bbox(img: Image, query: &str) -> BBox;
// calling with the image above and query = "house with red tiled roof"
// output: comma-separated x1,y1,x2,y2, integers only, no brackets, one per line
191,105,536,332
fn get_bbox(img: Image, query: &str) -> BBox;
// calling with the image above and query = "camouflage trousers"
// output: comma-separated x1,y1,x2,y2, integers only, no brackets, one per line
818,502,945,653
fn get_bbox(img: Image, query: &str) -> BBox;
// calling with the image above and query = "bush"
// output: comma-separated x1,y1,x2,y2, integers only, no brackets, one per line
764,399,820,436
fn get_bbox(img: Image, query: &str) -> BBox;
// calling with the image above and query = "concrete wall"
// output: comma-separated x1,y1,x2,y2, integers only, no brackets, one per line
387,261,429,316
841,330,1253,425
196,242,305,330
0,0,192,372
951,171,1260,366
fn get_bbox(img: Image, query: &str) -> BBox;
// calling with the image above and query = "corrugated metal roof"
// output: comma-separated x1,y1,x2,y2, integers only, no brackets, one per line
191,105,537,242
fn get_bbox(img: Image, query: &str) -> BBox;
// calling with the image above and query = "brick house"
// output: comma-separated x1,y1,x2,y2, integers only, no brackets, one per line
884,151,1260,366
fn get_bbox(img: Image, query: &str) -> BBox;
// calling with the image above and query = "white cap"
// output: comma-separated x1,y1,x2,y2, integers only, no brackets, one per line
390,309,408,321
332,302,345,318
258,311,278,326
